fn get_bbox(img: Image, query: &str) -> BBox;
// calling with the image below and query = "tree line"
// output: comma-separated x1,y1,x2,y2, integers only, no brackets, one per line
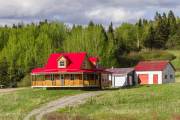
0,10,179,87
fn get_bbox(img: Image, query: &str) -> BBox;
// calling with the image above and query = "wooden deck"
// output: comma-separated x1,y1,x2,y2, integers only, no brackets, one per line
31,73,101,87
32,79,99,87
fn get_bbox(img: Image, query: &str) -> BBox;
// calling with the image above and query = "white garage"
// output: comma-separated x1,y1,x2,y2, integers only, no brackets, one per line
106,68,136,87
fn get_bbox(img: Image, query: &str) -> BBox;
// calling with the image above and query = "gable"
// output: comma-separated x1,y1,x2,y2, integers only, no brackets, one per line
57,56,68,68
164,63,176,72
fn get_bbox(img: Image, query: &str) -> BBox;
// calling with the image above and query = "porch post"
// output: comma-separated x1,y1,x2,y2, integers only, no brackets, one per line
31,75,32,86
35,75,37,86
94,73,96,85
99,73,102,89
43,74,45,86
82,72,84,86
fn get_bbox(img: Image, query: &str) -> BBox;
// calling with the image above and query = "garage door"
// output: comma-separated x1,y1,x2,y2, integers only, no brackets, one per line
138,74,148,84
115,76,126,87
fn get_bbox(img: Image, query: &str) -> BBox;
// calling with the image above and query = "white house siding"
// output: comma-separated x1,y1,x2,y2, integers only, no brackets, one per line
162,64,175,83
135,71,162,84
109,74,127,87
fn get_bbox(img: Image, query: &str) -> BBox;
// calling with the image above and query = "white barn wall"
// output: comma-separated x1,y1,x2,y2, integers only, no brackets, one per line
135,71,162,84
162,64,175,83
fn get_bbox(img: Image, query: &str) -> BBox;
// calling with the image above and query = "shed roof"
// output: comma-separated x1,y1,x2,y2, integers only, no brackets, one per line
135,60,175,71
106,68,134,75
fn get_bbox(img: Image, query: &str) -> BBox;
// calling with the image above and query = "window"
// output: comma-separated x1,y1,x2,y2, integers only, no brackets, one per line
83,74,88,80
170,74,173,79
50,74,54,80
60,74,64,80
165,75,167,79
60,61,65,66
45,75,51,80
70,74,75,80
95,74,99,80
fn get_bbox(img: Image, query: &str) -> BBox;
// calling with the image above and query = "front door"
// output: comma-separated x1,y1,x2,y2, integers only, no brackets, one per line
153,74,158,84
60,74,64,86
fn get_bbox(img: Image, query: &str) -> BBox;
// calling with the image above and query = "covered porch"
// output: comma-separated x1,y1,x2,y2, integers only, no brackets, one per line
31,72,103,88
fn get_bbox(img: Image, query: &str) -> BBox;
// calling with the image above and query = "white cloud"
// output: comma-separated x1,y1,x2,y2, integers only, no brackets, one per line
0,0,179,26
86,8,145,23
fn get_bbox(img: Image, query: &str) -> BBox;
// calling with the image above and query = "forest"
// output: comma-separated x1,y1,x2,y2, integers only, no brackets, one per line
0,10,179,87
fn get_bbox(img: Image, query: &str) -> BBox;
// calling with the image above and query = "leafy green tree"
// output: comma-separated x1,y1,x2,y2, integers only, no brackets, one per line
0,57,9,86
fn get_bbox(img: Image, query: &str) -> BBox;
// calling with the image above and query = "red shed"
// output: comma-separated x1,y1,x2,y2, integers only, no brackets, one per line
135,60,175,84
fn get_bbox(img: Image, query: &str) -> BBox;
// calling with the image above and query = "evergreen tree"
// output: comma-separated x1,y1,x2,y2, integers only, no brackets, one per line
88,20,95,27
144,25,156,50
168,10,177,35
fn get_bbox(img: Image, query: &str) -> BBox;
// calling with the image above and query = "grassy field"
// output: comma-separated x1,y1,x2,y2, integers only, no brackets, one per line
0,88,85,120
49,83,180,120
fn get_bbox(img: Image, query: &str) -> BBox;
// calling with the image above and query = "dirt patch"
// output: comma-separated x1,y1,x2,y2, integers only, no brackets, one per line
172,114,180,120
0,88,26,94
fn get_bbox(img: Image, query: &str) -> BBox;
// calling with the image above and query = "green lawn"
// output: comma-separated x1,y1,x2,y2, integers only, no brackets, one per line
53,83,180,120
0,88,85,120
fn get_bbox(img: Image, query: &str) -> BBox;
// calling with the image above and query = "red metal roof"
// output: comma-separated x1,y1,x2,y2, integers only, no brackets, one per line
88,57,98,65
135,60,173,71
45,52,87,70
31,52,108,74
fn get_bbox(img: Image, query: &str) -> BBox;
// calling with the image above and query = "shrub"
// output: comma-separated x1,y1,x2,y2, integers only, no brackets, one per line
17,74,31,87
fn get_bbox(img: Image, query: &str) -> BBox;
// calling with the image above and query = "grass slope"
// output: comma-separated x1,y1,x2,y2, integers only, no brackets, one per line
167,50,180,82
167,50,180,70
0,88,84,120
55,84,180,120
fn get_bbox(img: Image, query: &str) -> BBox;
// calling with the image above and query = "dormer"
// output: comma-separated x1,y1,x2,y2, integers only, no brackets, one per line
57,56,68,68
89,57,99,68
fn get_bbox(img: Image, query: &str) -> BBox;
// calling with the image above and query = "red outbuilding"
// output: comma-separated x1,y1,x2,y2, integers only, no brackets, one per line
135,60,175,84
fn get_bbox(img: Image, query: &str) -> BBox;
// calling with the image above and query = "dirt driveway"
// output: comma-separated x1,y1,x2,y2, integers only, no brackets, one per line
24,91,104,120
0,88,26,94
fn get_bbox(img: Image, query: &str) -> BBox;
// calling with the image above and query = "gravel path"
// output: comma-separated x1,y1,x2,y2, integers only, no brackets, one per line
24,91,104,120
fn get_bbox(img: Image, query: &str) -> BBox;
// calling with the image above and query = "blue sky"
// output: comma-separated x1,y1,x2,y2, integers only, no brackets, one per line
0,0,179,26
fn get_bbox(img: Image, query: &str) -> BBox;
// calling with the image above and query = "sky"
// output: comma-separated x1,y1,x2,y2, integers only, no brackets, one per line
0,0,180,26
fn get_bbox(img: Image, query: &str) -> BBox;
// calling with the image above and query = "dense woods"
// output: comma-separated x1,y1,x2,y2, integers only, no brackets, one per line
0,10,179,87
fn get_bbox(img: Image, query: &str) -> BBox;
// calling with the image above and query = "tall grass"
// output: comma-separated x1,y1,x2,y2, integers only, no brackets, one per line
56,84,180,120
0,88,84,120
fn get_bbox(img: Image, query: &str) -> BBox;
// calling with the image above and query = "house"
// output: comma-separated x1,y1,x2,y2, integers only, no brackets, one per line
135,60,175,84
106,68,136,87
31,52,110,88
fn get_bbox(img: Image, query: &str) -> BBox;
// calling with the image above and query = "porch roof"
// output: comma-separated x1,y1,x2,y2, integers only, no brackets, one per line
31,68,111,74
